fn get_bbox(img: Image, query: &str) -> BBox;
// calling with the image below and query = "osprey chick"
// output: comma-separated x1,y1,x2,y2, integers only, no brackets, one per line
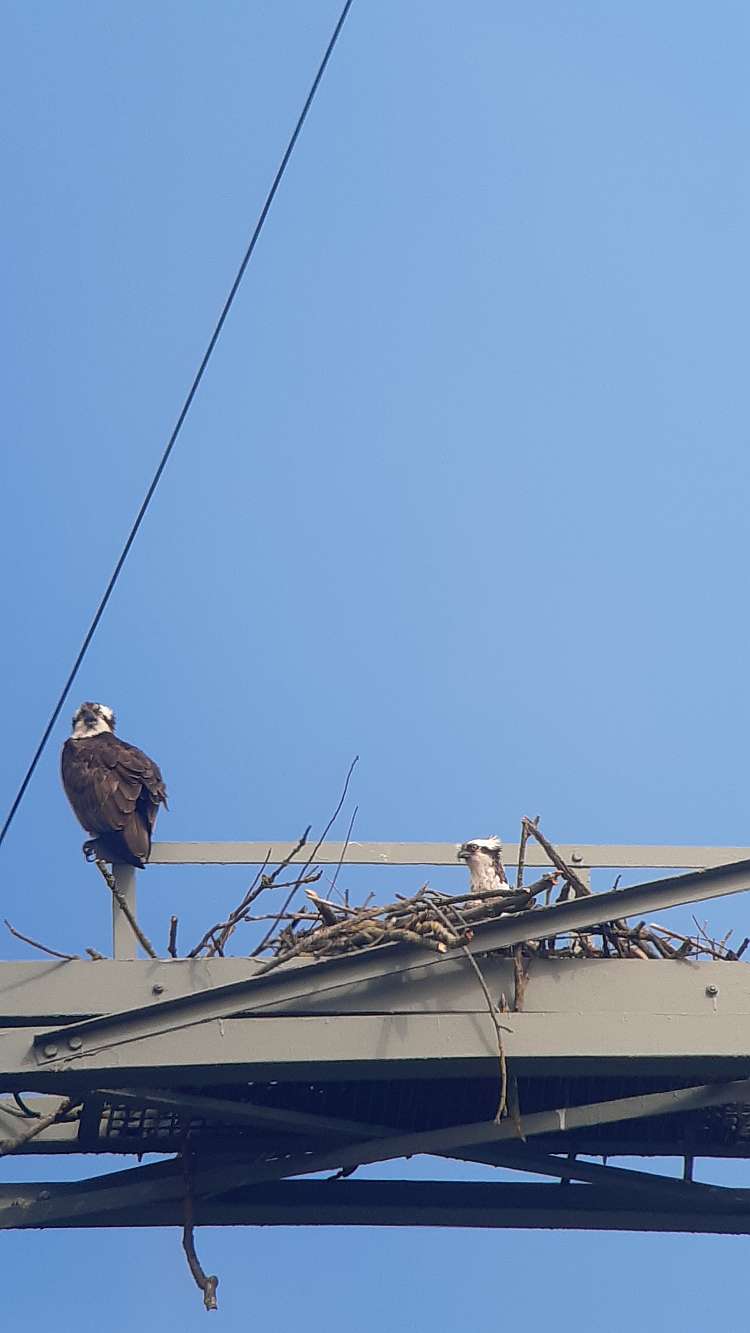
457,836,510,895
61,702,167,868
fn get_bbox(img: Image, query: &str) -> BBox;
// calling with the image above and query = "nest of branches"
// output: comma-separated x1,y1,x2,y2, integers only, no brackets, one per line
180,815,748,970
7,810,746,968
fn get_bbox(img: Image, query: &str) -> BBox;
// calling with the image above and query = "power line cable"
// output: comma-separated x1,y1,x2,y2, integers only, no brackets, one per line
0,0,355,852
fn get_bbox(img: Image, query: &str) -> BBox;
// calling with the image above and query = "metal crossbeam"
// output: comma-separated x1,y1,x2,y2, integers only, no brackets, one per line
0,1086,741,1190
99,1089,717,1200
96,1087,719,1205
5,1178,750,1234
149,841,750,869
471,1147,725,1197
28,858,750,1071
3,1076,748,1229
5,1010,750,1090
187,1078,750,1188
0,955,739,1024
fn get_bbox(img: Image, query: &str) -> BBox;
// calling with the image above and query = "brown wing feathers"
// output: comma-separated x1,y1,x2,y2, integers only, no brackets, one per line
61,734,167,867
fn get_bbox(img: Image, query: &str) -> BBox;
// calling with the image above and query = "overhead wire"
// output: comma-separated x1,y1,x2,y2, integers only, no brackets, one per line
0,0,355,852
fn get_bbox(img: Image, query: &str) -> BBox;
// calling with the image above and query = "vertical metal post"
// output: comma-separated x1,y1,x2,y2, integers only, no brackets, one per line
112,864,137,961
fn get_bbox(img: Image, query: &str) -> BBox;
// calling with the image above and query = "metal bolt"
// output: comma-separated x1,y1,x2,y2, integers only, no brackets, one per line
38,1190,51,1201
68,1036,82,1050
571,852,583,864
152,983,165,995
706,984,719,998
42,1044,58,1058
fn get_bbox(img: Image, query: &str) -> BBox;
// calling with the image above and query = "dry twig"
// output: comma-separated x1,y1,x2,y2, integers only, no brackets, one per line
328,803,358,902
189,850,272,959
182,1146,219,1311
190,830,320,960
4,919,78,961
428,899,511,1122
168,916,179,959
0,1096,80,1156
516,814,538,891
522,818,591,898
252,757,359,956
306,890,340,926
95,861,159,959
512,945,528,1012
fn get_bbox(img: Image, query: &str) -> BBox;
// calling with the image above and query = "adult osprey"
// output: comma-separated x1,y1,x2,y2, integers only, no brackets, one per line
61,702,167,868
457,836,510,895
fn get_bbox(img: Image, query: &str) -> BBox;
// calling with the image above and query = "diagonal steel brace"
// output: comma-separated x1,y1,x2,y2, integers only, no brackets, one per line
98,1087,738,1202
31,858,750,1067
7,1075,750,1229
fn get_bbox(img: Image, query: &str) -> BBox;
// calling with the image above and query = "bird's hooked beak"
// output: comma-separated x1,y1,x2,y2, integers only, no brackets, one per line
80,707,98,727
457,846,470,862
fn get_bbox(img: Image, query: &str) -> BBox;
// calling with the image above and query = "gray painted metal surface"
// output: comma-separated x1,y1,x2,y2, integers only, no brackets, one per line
5,844,750,1235
112,864,137,961
28,857,750,1072
0,956,739,1023
5,1010,750,1089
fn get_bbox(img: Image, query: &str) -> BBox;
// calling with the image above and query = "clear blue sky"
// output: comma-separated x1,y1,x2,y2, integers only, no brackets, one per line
3,0,750,1327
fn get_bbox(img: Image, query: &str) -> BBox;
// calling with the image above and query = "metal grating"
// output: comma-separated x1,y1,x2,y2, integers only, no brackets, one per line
80,1075,750,1159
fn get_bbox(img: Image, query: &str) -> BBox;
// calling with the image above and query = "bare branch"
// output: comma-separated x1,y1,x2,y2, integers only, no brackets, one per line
522,818,591,898
182,1147,219,1311
516,814,537,891
252,758,359,956
428,899,510,1122
191,829,318,959
4,919,78,961
328,803,358,901
306,890,341,926
0,1096,80,1156
189,854,270,958
512,945,528,1011
94,861,159,959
